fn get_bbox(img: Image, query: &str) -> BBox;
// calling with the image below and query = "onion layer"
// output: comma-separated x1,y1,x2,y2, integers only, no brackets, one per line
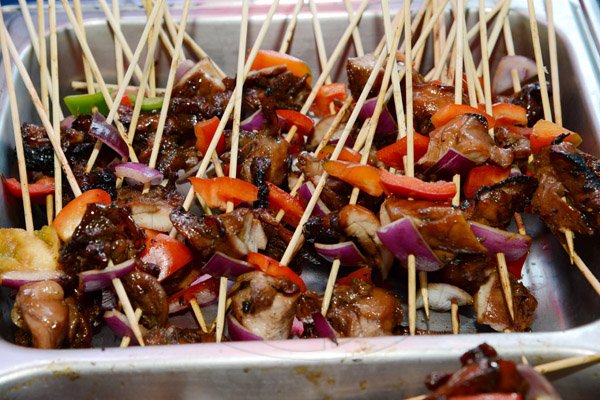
314,241,366,266
202,252,256,279
227,315,264,341
89,112,128,158
240,110,267,132
79,259,136,292
358,97,397,136
0,271,66,289
298,181,331,216
311,312,337,343
424,148,476,179
104,309,145,344
492,55,538,95
469,222,531,262
377,217,442,271
516,364,562,400
115,162,164,185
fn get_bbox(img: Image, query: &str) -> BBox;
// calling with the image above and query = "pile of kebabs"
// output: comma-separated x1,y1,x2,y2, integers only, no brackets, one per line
0,0,599,376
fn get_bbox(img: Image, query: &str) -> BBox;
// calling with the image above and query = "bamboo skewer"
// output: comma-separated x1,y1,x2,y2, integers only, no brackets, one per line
71,81,166,94
343,0,365,56
119,308,142,348
279,0,304,54
309,0,332,85
545,0,561,126
113,0,124,85
73,0,95,94
502,16,522,93
142,0,176,59
475,0,511,75
49,0,63,214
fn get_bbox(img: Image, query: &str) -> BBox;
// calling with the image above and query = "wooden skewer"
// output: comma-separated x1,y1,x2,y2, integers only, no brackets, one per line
343,0,365,56
144,0,157,96
119,307,142,348
279,0,304,54
112,0,124,85
451,299,459,334
71,80,167,94
112,273,145,346
1,12,34,233
49,0,63,214
309,0,332,85
73,0,95,94
190,299,208,333
413,2,432,71
502,16,522,93
545,0,561,126
215,0,249,344
475,0,511,75
141,0,176,59
526,0,552,121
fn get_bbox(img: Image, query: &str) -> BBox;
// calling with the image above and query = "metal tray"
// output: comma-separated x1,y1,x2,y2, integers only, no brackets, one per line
0,0,599,398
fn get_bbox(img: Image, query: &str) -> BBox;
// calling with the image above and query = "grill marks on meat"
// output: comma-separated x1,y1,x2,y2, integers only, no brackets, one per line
303,212,343,244
59,204,146,276
413,82,459,134
383,197,486,264
229,271,301,340
12,281,69,349
240,136,290,186
418,114,514,172
494,126,532,161
243,66,310,112
326,280,402,337
474,271,537,332
462,175,538,228
170,207,266,260
122,271,169,328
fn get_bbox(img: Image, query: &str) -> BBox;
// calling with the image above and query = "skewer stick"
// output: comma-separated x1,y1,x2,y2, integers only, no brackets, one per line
502,17,522,92
453,0,464,105
475,0,511,75
451,299,460,334
343,0,365,56
142,0,157,96
413,2,432,71
535,352,600,374
142,0,175,59
112,275,145,346
190,300,208,333
526,0,552,121
113,0,124,85
49,0,63,214
158,0,184,60
309,0,332,85
71,81,166,94
1,15,34,232
119,308,142,348
545,0,561,125
73,0,95,94
279,0,304,54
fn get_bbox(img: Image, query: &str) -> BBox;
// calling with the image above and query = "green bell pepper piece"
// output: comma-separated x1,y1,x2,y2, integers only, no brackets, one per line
128,94,164,112
63,91,109,116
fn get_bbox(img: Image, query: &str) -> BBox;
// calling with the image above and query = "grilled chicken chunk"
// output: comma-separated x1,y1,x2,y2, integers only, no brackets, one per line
413,82,459,134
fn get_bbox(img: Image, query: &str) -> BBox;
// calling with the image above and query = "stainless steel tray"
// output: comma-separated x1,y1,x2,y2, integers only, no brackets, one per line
0,0,599,398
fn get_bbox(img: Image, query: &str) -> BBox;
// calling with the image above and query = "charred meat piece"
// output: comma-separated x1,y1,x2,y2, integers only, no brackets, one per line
78,167,117,200
243,66,311,112
327,280,403,337
59,204,146,276
251,157,271,209
413,82,459,134
549,142,600,231
382,197,487,264
430,254,493,295
461,175,538,227
22,122,54,175
418,114,513,172
144,323,215,345
170,207,266,260
239,136,290,186
303,212,343,244
474,271,537,332
496,82,550,127
494,126,531,161
252,209,293,262
339,205,394,280
116,185,183,232
12,281,69,349
168,94,233,122
297,152,352,211
122,271,169,328
229,271,302,340
65,296,95,348
531,146,595,235
173,58,226,99
425,343,529,398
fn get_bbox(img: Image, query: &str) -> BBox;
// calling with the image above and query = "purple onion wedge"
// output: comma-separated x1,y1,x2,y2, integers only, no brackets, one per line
358,97,397,136
314,241,366,266
517,364,562,400
311,312,337,344
104,309,144,344
241,109,267,132
227,315,264,341
0,270,67,289
115,162,164,185
424,148,476,179
376,217,442,272
469,222,531,262
290,316,304,337
202,252,256,279
79,259,136,292
89,112,128,158
298,181,331,216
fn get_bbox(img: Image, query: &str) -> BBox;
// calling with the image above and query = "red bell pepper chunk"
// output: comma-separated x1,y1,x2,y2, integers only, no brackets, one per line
194,116,224,156
463,165,511,199
375,133,430,170
52,189,112,242
379,170,457,201
336,267,372,286
312,83,347,117
247,252,307,292
316,145,362,163
250,49,312,84
266,182,305,227
276,109,314,136
506,253,528,280
141,231,193,281
431,104,495,129
492,103,528,126
322,160,384,197
3,176,55,204
449,394,522,400
167,275,219,312
189,177,258,210
530,119,583,154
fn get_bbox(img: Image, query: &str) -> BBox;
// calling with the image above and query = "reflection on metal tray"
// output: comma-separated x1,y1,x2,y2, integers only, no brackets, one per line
0,0,599,398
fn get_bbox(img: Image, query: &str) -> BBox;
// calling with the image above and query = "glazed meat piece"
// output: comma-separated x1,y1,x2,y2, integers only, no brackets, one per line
548,142,600,231
326,280,403,337
461,175,538,227
474,271,537,332
239,136,290,186
144,323,215,345
122,271,169,328
531,146,595,236
252,209,293,262
382,197,486,264
496,82,550,127
172,58,226,99
59,203,146,276
413,82,459,134
78,167,117,200
297,152,352,211
418,114,513,173
22,122,54,175
229,271,302,340
116,185,183,232
137,129,201,180
12,281,69,349
494,126,531,161
425,343,529,398
303,212,343,244
243,65,311,111
170,207,267,260
339,205,394,279
251,157,271,209
430,254,493,295
65,295,99,349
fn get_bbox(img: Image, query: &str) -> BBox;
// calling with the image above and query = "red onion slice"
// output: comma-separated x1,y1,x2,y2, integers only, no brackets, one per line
314,241,366,266
492,55,538,95
240,109,267,132
227,315,264,341
104,309,145,344
168,274,219,314
79,259,136,292
114,162,164,185
516,364,562,400
290,316,304,337
424,148,476,179
311,312,337,343
60,115,74,131
358,97,398,136
377,217,442,271
175,59,196,83
89,112,128,158
469,222,531,262
202,251,256,279
298,181,331,216
0,271,66,289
